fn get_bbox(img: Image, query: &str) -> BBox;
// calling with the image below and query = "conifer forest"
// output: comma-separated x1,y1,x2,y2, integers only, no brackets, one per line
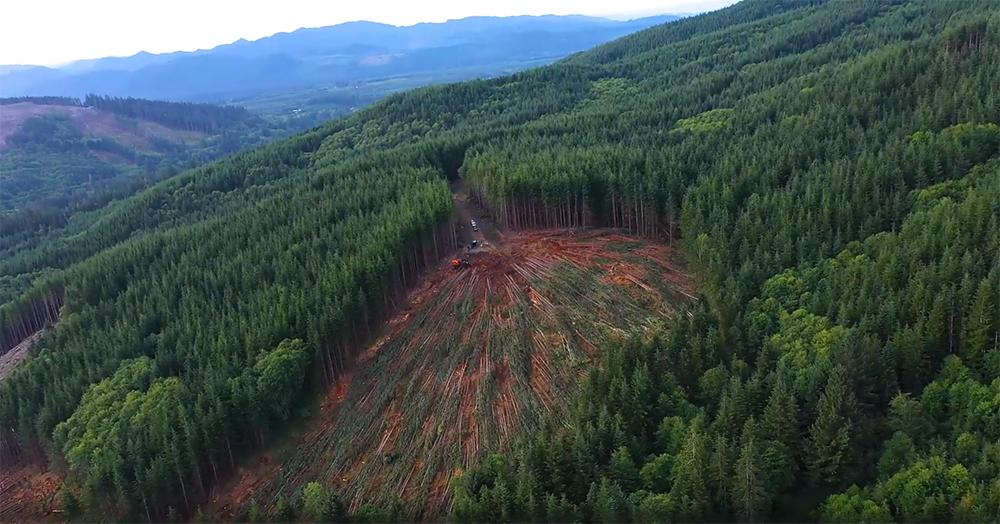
1,0,998,522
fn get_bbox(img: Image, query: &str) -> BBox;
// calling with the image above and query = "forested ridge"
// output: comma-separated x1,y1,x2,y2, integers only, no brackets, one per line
0,95,299,218
0,96,316,311
0,95,256,132
1,0,998,522
80,95,256,133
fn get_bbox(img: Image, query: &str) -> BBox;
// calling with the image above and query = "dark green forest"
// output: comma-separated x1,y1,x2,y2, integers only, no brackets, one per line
1,95,257,132
81,95,256,133
0,95,303,215
1,0,998,522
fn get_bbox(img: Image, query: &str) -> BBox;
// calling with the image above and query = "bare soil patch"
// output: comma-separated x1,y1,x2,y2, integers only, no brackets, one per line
0,102,205,153
0,460,63,523
0,329,45,381
208,223,693,520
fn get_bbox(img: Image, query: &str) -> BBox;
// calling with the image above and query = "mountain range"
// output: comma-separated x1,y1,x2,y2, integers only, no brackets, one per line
0,15,681,103
1,0,999,522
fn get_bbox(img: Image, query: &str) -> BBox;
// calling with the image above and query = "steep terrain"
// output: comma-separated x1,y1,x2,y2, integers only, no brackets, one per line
0,96,294,212
205,216,692,520
0,1,998,523
0,102,201,152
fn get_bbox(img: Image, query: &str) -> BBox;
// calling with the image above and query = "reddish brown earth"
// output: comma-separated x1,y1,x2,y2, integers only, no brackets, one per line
205,215,694,520
0,329,45,381
206,372,358,520
2,187,695,522
0,102,204,152
0,460,63,523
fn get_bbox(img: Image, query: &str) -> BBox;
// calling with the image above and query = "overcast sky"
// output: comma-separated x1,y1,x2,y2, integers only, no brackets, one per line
0,0,738,66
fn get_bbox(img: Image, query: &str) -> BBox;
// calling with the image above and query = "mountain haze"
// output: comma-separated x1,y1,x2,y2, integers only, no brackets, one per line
1,1,998,523
0,15,682,103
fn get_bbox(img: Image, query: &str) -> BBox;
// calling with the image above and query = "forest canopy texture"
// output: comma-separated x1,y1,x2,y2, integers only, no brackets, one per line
0,95,301,214
1,0,998,522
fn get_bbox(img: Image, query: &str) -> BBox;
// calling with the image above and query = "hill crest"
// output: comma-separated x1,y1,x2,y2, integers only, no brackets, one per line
0,14,683,102
0,102,204,153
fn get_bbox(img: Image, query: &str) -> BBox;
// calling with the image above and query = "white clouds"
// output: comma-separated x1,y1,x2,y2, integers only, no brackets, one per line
0,0,738,66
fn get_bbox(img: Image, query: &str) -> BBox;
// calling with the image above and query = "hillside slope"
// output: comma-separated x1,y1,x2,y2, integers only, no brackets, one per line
0,15,682,103
1,0,998,522
0,96,297,213
206,225,692,521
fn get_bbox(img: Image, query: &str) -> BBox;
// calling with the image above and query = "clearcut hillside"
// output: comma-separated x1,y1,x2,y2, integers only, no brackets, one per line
0,1,998,522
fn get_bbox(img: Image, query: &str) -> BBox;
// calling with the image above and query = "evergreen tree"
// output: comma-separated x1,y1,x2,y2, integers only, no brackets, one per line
639,453,673,494
608,446,639,493
586,477,625,524
733,418,768,522
707,434,732,513
807,366,858,487
669,421,709,521
303,481,345,523
3,1,1000,522
962,276,998,372
760,373,799,496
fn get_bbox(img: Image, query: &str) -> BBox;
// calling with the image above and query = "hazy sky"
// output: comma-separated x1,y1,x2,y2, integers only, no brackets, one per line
0,0,738,66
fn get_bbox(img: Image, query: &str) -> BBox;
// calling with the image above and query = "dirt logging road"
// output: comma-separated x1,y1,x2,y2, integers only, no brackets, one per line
451,179,500,248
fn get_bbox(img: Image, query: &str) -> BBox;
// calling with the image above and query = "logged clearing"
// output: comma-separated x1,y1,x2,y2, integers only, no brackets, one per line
0,102,204,152
0,460,63,523
0,329,44,382
213,228,693,519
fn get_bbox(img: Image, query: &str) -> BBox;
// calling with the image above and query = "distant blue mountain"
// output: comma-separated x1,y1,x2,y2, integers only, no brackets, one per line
0,15,683,103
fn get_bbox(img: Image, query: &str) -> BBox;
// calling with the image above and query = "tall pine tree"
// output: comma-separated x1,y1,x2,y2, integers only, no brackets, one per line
807,366,859,487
